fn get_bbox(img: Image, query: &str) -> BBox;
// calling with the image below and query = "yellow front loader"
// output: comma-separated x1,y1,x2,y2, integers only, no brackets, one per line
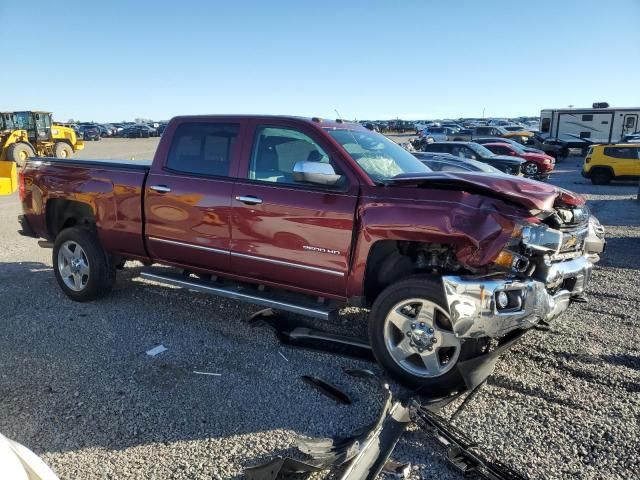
0,111,84,195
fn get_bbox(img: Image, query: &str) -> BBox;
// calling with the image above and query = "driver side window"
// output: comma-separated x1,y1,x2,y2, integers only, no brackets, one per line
459,147,476,159
249,126,332,184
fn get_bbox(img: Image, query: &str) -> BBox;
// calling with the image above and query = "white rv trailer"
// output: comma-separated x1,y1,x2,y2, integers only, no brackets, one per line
540,105,640,148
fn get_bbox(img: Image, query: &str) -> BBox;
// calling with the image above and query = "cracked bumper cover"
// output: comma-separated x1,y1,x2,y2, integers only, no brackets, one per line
442,255,592,339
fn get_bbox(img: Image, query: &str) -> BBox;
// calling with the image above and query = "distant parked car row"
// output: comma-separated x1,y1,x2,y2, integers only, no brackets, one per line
419,124,534,145
419,141,526,176
62,121,168,141
411,138,556,180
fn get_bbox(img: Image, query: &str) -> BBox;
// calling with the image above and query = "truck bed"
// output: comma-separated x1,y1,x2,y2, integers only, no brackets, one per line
21,156,151,259
32,157,152,170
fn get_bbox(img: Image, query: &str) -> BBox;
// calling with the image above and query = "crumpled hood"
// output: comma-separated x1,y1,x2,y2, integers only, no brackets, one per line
387,172,585,211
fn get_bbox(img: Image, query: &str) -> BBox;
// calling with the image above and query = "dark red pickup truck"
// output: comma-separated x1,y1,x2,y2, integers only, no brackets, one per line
18,115,605,392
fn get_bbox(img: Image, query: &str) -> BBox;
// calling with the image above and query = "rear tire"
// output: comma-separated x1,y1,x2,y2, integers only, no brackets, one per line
590,169,612,185
369,275,486,394
54,142,73,159
53,227,116,302
6,143,35,168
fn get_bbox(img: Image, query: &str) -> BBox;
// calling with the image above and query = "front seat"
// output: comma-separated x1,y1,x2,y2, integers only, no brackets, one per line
252,144,284,182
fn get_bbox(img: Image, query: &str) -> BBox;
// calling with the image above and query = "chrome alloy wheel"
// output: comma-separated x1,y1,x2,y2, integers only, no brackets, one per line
383,298,461,378
57,240,90,291
523,162,539,175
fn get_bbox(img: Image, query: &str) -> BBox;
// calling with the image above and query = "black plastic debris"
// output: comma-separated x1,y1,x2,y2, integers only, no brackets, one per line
301,375,352,405
297,369,393,468
244,308,532,480
339,400,411,480
413,405,528,480
244,456,322,480
247,308,375,361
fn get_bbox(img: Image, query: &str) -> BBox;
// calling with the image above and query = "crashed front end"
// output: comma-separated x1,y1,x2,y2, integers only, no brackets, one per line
443,204,605,340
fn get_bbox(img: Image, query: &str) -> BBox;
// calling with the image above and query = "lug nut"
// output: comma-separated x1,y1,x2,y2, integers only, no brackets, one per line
427,345,433,351
418,347,423,352
411,323,416,329
419,322,425,327
432,338,437,344
407,332,412,337
428,328,434,334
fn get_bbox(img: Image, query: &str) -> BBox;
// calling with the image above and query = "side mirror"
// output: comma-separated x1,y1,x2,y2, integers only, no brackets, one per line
293,161,343,186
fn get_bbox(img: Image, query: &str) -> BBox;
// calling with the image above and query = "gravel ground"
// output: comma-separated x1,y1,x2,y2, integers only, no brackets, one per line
0,141,638,479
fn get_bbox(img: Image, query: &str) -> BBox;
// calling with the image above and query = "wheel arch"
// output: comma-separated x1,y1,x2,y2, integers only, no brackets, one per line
54,139,74,148
589,165,615,177
362,239,464,307
46,199,96,239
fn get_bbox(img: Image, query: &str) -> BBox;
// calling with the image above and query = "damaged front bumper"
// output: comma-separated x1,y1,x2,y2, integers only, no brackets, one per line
442,255,593,339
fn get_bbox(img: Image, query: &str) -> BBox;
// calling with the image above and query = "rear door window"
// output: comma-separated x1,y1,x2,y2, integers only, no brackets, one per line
604,147,640,159
458,146,477,159
166,123,239,177
488,145,511,155
541,118,551,133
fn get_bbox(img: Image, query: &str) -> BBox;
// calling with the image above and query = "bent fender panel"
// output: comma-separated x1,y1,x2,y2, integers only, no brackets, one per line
347,195,517,298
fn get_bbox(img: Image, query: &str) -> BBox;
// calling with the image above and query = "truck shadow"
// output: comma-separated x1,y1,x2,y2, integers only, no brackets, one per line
0,261,385,468
1,259,636,477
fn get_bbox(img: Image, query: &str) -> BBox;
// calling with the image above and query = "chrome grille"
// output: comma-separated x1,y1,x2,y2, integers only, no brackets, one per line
559,225,589,253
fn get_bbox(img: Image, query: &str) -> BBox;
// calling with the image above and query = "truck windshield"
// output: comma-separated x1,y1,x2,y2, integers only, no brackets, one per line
327,129,430,182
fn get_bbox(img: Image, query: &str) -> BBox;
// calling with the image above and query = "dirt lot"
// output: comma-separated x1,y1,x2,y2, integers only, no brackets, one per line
0,140,638,479
70,137,161,160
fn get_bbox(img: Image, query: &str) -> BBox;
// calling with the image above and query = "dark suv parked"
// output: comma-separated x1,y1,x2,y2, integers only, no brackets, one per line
420,142,524,176
78,125,100,141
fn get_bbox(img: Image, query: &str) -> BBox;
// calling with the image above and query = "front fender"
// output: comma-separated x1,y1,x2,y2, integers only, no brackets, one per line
346,188,519,298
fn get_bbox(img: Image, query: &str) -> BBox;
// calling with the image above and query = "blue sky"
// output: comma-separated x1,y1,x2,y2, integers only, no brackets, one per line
1,0,638,122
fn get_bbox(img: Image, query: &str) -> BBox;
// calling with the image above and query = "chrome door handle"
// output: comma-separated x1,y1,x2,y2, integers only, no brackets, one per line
150,185,171,193
235,195,263,205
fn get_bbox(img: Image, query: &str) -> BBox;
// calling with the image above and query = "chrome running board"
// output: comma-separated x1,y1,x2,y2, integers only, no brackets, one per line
140,270,338,321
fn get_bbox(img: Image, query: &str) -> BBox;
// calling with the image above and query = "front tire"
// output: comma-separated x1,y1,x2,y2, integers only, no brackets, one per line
53,227,115,302
54,142,73,159
369,275,485,394
591,168,612,185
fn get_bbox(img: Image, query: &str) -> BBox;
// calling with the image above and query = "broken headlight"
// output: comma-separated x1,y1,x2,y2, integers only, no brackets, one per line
493,222,561,273
520,223,562,254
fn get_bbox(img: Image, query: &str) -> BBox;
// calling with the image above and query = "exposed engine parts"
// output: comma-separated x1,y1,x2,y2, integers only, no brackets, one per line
411,242,462,273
